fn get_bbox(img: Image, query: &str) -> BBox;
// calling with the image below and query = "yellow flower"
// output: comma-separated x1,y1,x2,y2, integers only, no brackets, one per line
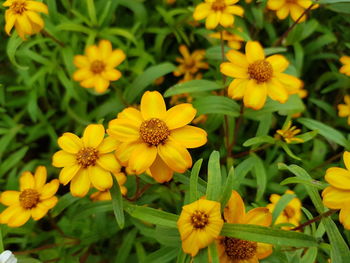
166,0,176,4
218,191,273,262
267,0,318,23
339,56,350,76
177,199,224,257
173,45,208,83
73,40,126,94
3,0,48,40
108,91,207,183
338,95,350,125
221,41,302,110
267,190,302,230
52,124,121,197
322,151,350,229
90,172,127,201
275,121,304,144
193,0,244,29
0,166,59,227
209,30,244,50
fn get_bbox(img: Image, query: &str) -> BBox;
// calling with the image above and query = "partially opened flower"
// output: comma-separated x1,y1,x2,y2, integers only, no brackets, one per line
209,30,244,50
217,191,273,262
177,199,224,257
90,172,128,201
339,56,350,76
0,250,17,263
108,91,207,183
3,0,48,40
338,95,350,125
275,121,304,144
52,124,121,197
73,40,126,93
0,166,59,228
221,41,302,110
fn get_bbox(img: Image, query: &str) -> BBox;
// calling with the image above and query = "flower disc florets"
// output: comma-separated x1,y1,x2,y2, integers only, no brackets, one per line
248,60,273,83
140,118,170,146
223,237,257,260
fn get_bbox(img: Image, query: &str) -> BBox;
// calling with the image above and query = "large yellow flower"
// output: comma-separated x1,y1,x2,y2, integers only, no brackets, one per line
3,0,48,40
275,121,304,144
267,0,318,23
52,124,121,197
339,56,350,76
90,172,128,201
73,40,126,94
193,0,244,29
108,91,207,183
177,199,224,257
221,41,302,110
338,95,350,125
322,151,350,230
218,191,273,262
0,166,59,227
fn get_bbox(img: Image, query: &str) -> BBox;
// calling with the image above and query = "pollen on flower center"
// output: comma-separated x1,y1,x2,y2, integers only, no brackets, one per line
223,237,257,260
76,147,99,168
139,118,170,146
211,0,226,11
284,206,295,218
191,210,209,229
11,1,27,14
19,189,40,209
248,60,273,83
90,60,106,74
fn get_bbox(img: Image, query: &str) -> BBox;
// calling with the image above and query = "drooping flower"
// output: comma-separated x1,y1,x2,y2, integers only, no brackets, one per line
52,124,121,197
0,166,59,228
322,151,350,229
90,172,128,201
108,91,207,183
193,0,244,29
3,0,48,40
221,41,303,110
217,191,273,262
177,199,224,257
267,190,302,230
339,56,350,77
275,121,304,144
73,40,126,94
338,95,350,125
0,250,17,263
209,29,244,50
267,0,318,23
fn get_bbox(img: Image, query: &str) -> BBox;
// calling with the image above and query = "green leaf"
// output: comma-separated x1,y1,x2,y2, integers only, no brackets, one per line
164,80,223,97
220,166,234,209
206,151,222,201
116,228,138,263
252,154,267,202
280,177,328,190
155,226,181,247
86,0,97,25
319,0,350,3
279,142,302,161
6,33,28,70
0,147,29,176
193,96,240,117
271,193,296,224
189,159,203,203
295,130,318,143
110,176,125,229
194,248,208,263
51,193,80,217
144,247,178,263
243,135,275,147
208,242,219,263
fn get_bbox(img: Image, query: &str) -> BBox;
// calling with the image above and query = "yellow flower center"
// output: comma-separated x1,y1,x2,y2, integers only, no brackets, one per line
11,1,27,14
90,60,106,74
223,237,257,260
248,60,273,83
76,147,99,168
191,210,209,229
184,59,196,70
211,0,226,12
19,189,40,209
284,206,295,219
139,118,170,146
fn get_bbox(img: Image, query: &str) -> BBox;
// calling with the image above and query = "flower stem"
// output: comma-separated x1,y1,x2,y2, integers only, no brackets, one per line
291,209,338,231
42,29,65,47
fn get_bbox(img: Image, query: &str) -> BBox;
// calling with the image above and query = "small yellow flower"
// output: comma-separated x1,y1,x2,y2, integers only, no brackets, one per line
275,121,304,144
267,190,302,230
90,172,127,201
339,56,350,76
218,191,273,262
3,0,48,40
221,41,303,110
108,91,207,183
52,124,121,197
0,166,59,227
338,95,350,125
267,0,318,23
193,0,244,29
209,30,244,50
166,0,176,4
322,151,350,229
73,40,126,94
173,45,208,83
177,199,224,257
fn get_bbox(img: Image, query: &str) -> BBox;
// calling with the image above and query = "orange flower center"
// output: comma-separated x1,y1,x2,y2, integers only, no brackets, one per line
248,60,273,83
223,237,257,260
11,1,27,14
184,58,196,70
191,210,209,229
19,189,40,209
139,118,170,146
211,0,226,12
283,206,295,219
90,60,106,74
76,147,99,168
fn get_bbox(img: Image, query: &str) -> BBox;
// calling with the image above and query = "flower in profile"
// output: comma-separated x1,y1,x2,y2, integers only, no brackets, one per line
73,40,126,94
52,124,121,197
267,190,302,230
193,0,244,29
3,0,48,40
322,151,350,229
177,199,223,257
339,56,350,76
90,172,127,201
275,121,304,144
173,45,208,83
0,250,17,263
217,191,273,262
338,95,350,125
267,0,318,23
0,166,59,228
209,30,244,50
108,91,207,183
221,41,302,110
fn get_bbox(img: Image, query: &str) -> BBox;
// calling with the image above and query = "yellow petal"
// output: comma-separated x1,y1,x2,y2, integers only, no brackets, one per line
179,45,190,59
20,171,35,191
101,69,122,81
224,190,245,224
325,167,350,190
276,6,290,20
181,231,201,257
97,153,121,172
85,45,100,61
83,124,105,148
164,104,197,130
322,186,350,209
40,179,59,199
343,151,350,171
245,207,272,226
73,68,93,81
40,196,58,209
339,207,350,230
0,191,20,206
226,5,244,16
246,41,265,64
52,150,76,167
34,166,47,190
290,4,306,22
0,205,21,224
219,13,234,28
340,56,350,65
170,125,207,148
27,1,48,14
8,208,31,227
275,73,302,94
98,39,112,59
225,50,248,68
94,77,110,93
267,0,284,10
106,49,126,68
117,107,143,124
266,55,289,73
57,132,83,154
243,80,267,110
205,12,220,29
115,141,140,165
59,164,81,185
128,143,157,174
26,10,44,29
74,55,89,68
193,3,211,20
256,242,273,259
107,119,140,142
31,205,48,221
4,10,16,35
70,169,90,197
88,165,113,191
97,136,119,153
140,91,167,120
149,156,174,183
227,78,249,99
267,78,289,103
17,14,32,35
220,62,249,78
